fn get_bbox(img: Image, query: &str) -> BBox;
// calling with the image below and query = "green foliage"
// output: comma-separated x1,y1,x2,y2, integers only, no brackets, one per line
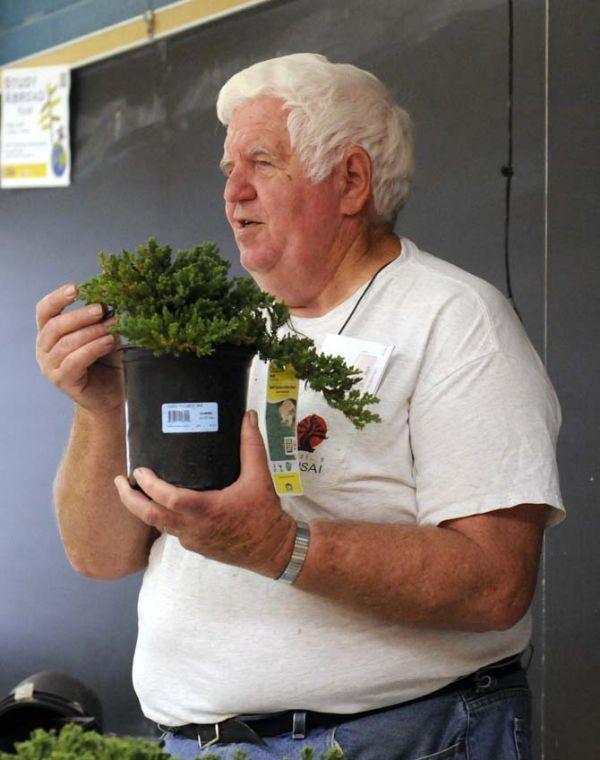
0,724,169,760
78,239,380,428
280,747,346,760
0,725,347,760
78,239,282,358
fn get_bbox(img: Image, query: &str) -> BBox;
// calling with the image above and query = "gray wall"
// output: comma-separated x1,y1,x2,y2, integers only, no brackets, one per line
0,0,597,755
544,0,600,754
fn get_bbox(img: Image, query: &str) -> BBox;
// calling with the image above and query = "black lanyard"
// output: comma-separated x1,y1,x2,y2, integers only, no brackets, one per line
286,255,397,339
337,257,396,335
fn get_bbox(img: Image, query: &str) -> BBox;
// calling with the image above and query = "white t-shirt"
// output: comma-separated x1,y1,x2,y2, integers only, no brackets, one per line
132,237,564,725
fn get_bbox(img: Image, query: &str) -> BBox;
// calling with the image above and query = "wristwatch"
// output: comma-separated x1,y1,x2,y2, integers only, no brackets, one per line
276,520,310,584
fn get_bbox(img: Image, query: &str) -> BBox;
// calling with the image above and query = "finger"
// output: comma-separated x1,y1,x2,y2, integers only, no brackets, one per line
96,334,123,368
37,302,108,354
132,467,211,514
114,475,181,534
46,317,116,368
54,334,117,387
35,284,78,331
239,410,271,482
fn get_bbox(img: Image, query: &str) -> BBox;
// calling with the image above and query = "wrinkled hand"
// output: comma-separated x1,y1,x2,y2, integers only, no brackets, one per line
114,410,296,577
36,284,124,413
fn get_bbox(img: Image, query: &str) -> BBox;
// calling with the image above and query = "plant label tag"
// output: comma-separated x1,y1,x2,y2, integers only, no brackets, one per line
266,363,303,495
320,334,394,395
161,402,218,433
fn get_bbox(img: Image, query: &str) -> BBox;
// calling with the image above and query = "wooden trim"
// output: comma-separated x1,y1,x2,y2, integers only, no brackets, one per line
0,0,274,90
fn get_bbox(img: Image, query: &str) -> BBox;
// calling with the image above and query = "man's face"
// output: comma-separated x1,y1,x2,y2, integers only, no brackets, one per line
221,97,343,302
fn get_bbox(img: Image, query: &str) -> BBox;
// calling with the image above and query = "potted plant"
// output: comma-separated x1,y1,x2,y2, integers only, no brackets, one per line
78,238,379,491
0,724,347,759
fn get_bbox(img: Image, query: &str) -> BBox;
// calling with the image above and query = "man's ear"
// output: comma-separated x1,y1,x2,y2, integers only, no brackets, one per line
338,147,373,217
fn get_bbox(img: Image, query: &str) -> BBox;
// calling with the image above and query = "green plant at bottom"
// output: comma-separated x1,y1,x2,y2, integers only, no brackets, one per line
0,725,347,760
0,725,168,760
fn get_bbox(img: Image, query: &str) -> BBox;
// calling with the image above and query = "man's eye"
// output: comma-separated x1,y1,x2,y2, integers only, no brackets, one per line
256,160,272,167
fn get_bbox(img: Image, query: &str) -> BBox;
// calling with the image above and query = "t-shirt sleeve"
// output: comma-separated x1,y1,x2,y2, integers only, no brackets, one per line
410,349,565,528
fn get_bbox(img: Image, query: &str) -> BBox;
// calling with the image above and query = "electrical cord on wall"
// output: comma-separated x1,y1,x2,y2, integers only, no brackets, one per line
502,0,524,324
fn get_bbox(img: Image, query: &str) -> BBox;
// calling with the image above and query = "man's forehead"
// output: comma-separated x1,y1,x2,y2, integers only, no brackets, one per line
223,97,290,154
229,95,287,125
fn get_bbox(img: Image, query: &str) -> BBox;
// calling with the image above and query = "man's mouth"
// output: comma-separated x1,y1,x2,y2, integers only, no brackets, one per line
238,220,262,228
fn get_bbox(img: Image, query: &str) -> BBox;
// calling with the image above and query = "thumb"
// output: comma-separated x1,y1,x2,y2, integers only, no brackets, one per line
239,409,271,482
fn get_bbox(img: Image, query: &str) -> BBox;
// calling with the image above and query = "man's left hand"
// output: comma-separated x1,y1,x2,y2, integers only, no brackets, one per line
114,410,296,577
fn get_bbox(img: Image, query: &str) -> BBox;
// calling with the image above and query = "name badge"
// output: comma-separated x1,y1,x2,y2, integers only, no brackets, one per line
320,334,394,395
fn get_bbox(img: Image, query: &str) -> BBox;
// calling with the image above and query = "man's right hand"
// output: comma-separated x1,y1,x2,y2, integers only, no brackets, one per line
36,284,124,413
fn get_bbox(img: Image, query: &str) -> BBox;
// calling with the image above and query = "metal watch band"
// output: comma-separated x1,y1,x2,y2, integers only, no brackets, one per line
276,521,310,584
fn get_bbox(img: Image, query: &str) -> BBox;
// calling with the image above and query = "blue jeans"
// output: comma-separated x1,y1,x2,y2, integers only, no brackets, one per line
162,666,531,760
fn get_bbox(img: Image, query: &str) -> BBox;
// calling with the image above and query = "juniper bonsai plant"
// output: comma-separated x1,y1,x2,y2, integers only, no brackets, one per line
78,238,380,429
0,724,347,760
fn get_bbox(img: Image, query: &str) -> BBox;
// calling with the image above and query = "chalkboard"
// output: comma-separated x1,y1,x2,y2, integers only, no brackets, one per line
0,0,597,755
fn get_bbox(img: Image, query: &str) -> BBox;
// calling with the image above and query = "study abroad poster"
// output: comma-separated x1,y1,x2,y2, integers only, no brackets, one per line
1,66,71,188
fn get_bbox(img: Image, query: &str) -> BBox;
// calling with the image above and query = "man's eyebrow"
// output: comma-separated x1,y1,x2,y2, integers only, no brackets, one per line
219,155,232,175
219,146,281,175
247,146,279,161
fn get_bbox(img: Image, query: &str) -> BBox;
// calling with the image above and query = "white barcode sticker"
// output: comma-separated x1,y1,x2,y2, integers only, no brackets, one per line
161,403,218,433
283,436,297,456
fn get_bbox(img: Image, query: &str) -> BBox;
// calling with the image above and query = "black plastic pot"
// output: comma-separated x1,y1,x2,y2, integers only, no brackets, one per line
122,345,256,491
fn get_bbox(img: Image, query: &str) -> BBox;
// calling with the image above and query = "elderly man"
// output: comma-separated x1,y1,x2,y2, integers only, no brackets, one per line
36,54,564,759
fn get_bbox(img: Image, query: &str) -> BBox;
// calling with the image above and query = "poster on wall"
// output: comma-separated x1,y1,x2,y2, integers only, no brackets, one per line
1,66,71,188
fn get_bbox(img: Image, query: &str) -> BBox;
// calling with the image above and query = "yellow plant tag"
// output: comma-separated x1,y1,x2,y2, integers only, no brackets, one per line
267,363,299,402
266,363,303,496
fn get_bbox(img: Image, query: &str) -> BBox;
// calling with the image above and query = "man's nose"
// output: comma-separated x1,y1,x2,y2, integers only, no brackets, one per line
223,167,256,204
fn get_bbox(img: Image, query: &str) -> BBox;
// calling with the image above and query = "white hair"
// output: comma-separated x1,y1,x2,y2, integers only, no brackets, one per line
216,53,414,227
